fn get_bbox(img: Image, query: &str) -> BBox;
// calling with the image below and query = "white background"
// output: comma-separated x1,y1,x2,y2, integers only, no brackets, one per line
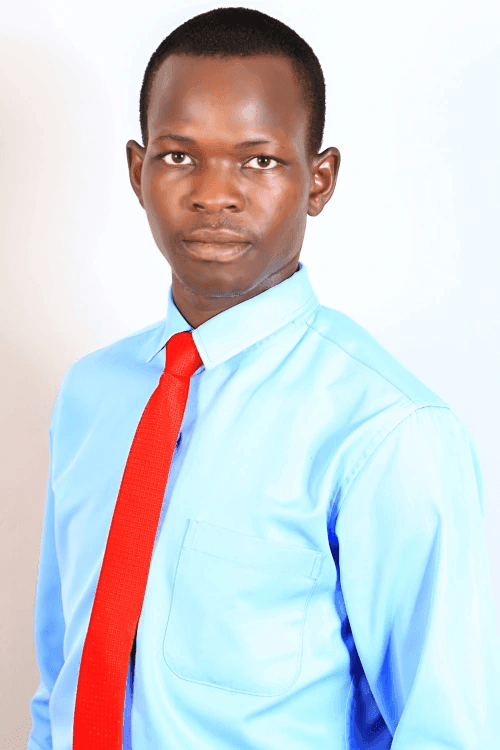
0,0,499,745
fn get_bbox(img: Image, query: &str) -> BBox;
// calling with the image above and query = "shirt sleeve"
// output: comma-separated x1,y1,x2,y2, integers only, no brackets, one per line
27,420,66,750
335,404,500,748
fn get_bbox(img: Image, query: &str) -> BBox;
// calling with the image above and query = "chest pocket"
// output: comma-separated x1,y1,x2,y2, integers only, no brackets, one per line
163,518,325,696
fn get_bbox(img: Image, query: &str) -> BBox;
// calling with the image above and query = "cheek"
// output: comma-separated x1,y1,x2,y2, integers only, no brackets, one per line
145,172,174,215
264,181,304,227
145,180,185,243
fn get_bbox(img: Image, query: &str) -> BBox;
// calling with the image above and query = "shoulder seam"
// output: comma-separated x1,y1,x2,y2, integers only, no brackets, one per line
327,403,453,526
306,320,440,408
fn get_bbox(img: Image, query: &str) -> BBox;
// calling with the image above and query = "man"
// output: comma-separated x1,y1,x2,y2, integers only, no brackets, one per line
28,7,500,750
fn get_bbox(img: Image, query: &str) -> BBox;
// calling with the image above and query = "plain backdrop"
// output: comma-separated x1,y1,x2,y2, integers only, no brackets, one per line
1,0,499,746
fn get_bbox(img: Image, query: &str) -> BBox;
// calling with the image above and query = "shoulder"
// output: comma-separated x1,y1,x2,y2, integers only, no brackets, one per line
306,304,449,410
49,318,164,429
306,306,482,519
71,318,163,374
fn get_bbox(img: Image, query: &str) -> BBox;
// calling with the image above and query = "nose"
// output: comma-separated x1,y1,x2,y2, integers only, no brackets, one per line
189,163,244,212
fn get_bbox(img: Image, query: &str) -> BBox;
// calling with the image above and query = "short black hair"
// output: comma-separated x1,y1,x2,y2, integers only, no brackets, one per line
139,7,326,159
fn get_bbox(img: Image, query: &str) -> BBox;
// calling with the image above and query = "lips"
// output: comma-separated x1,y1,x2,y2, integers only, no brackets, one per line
180,240,251,262
183,229,250,243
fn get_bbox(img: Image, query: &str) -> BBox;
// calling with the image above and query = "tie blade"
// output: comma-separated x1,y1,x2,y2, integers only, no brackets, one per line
74,332,200,747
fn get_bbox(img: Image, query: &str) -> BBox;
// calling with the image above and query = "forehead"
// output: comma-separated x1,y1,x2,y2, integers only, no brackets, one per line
147,54,307,148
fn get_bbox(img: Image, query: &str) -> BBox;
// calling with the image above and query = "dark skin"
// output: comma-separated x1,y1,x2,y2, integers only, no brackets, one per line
127,53,340,329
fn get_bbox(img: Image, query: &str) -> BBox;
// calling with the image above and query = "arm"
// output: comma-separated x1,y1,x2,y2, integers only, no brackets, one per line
335,405,500,748
27,422,66,750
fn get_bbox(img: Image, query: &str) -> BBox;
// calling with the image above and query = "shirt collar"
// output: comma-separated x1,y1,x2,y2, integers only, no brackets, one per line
144,260,321,370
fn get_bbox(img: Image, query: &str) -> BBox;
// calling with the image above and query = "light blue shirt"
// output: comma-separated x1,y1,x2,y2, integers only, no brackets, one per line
29,260,500,749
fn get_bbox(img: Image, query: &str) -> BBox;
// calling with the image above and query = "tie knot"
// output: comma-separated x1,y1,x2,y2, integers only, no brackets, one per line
164,330,203,379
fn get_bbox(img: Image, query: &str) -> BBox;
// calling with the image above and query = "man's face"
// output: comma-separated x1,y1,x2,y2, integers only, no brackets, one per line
127,54,339,326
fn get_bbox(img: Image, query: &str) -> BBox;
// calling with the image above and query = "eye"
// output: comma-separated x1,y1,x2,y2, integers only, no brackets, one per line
162,151,194,166
246,155,280,170
161,151,281,170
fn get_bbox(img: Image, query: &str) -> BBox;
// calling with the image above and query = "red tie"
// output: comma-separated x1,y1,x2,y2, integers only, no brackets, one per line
73,330,203,749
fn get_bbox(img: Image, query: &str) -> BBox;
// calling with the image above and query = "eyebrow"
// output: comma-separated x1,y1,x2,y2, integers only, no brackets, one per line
155,133,276,148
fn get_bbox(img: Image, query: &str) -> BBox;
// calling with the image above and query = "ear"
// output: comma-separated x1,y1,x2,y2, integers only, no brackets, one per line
307,147,341,217
126,139,146,209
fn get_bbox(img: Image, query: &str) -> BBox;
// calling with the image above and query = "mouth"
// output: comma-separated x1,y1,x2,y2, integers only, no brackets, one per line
180,240,252,261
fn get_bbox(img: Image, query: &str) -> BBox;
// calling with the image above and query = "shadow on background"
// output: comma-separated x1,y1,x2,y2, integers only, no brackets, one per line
0,31,109,747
